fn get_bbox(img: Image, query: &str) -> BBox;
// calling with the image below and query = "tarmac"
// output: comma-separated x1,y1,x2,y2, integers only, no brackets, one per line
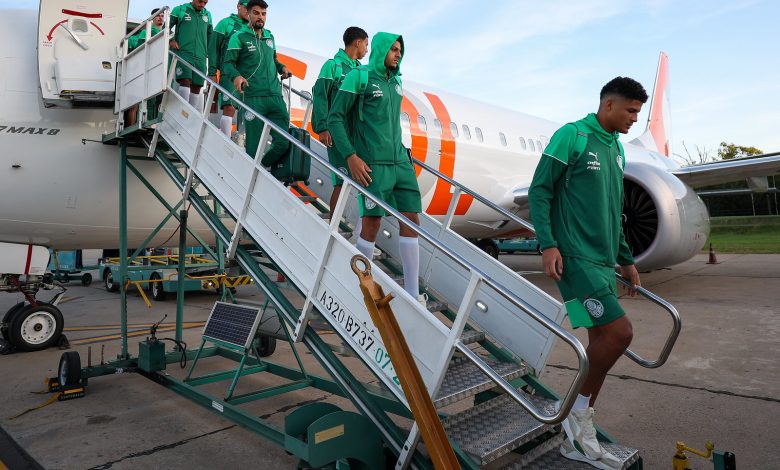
0,252,778,469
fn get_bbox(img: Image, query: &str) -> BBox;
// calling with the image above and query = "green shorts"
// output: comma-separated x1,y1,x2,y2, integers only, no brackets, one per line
329,146,350,186
358,160,422,217
217,75,239,109
557,257,624,329
174,54,207,86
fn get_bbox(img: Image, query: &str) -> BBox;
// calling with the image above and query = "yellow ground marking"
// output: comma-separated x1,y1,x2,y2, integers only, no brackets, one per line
64,321,205,332
69,323,203,345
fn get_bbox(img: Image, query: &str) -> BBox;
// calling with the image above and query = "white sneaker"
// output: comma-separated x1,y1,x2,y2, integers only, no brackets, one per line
417,293,428,308
560,407,603,460
560,438,622,469
372,247,382,259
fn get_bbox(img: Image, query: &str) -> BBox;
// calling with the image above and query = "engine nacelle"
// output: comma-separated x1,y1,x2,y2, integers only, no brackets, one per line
623,162,709,270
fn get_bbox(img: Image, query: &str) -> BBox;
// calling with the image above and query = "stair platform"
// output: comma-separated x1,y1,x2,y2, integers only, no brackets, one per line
435,357,526,407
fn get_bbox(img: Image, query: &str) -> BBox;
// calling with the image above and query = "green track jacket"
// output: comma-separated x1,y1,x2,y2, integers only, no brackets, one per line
170,3,213,65
208,13,246,76
221,24,286,98
327,32,407,165
128,24,160,52
528,113,634,268
312,49,361,134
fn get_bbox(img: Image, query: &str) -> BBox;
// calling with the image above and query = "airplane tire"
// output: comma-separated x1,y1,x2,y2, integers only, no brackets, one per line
104,270,119,293
58,351,82,388
2,302,26,341
7,303,64,352
254,334,276,357
476,239,500,259
150,273,167,301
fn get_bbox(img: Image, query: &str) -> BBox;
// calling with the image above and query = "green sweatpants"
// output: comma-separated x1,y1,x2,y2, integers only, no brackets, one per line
243,94,290,166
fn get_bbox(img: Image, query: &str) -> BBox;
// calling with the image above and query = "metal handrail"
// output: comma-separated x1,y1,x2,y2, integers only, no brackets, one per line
121,6,169,45
147,52,589,424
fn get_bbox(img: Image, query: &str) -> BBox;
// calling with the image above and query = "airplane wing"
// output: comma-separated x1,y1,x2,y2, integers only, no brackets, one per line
671,151,780,188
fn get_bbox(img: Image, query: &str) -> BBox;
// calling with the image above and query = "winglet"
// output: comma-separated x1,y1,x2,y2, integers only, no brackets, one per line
630,52,672,157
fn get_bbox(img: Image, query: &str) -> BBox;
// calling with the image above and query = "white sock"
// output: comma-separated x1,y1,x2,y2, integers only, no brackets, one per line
573,393,591,412
356,237,375,260
399,236,420,298
220,115,233,136
177,86,191,102
354,216,363,241
189,92,204,112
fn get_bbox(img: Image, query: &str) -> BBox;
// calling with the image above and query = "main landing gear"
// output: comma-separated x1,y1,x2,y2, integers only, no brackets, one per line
1,273,67,354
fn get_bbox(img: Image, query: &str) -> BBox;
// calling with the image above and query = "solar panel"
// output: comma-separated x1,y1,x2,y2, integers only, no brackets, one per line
203,302,263,350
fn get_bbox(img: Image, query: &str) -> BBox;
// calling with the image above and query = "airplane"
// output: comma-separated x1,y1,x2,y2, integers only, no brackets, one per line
2,0,779,352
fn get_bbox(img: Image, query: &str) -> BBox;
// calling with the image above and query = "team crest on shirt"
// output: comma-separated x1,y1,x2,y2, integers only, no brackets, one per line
395,84,402,96
364,198,377,210
617,153,624,170
176,67,183,76
266,39,274,48
245,113,255,121
583,299,604,318
202,15,208,22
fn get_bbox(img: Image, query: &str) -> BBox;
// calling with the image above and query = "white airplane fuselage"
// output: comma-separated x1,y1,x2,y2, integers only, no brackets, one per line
0,7,710,270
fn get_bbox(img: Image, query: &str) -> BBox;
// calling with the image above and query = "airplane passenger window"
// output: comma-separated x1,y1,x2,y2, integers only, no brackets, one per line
450,122,459,138
433,119,442,134
536,140,543,151
475,127,484,143
418,115,428,132
462,125,472,140
519,137,527,150
499,132,507,147
72,19,89,33
528,139,535,152
400,112,410,129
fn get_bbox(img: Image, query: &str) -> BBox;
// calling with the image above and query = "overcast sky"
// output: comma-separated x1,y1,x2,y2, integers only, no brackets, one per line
9,0,779,161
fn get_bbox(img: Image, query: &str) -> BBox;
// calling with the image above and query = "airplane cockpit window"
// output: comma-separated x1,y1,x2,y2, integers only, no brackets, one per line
400,112,411,129
433,119,442,135
536,140,543,151
418,115,428,133
499,132,507,147
528,139,536,152
462,125,472,140
519,137,527,150
475,127,484,143
72,19,89,33
450,122,459,138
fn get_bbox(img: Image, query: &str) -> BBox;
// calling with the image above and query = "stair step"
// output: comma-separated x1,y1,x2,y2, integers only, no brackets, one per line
460,329,485,345
434,357,526,407
443,391,557,465
297,195,318,203
201,194,214,201
501,433,640,469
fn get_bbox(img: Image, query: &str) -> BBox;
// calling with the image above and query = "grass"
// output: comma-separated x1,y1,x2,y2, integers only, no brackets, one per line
703,216,780,254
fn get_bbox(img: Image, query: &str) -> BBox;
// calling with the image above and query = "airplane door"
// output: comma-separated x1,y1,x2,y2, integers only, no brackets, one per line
38,0,129,106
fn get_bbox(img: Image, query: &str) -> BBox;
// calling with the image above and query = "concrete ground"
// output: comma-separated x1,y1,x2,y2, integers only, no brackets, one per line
0,253,778,469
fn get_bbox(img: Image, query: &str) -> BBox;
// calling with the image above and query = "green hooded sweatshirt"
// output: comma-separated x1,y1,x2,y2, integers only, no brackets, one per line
128,24,161,52
221,24,286,98
170,3,213,65
208,13,247,76
311,49,361,134
528,113,634,268
328,32,407,165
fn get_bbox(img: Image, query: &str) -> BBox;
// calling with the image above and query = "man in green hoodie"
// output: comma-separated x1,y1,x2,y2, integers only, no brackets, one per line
312,26,368,224
528,77,647,469
125,9,165,127
169,0,213,113
208,0,249,137
222,0,292,165
328,33,424,304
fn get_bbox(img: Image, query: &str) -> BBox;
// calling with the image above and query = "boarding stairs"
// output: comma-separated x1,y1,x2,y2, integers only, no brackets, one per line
110,11,681,468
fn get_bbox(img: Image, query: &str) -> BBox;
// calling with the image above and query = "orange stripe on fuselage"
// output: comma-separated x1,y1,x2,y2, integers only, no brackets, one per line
401,96,427,175
424,93,474,215
276,53,307,80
